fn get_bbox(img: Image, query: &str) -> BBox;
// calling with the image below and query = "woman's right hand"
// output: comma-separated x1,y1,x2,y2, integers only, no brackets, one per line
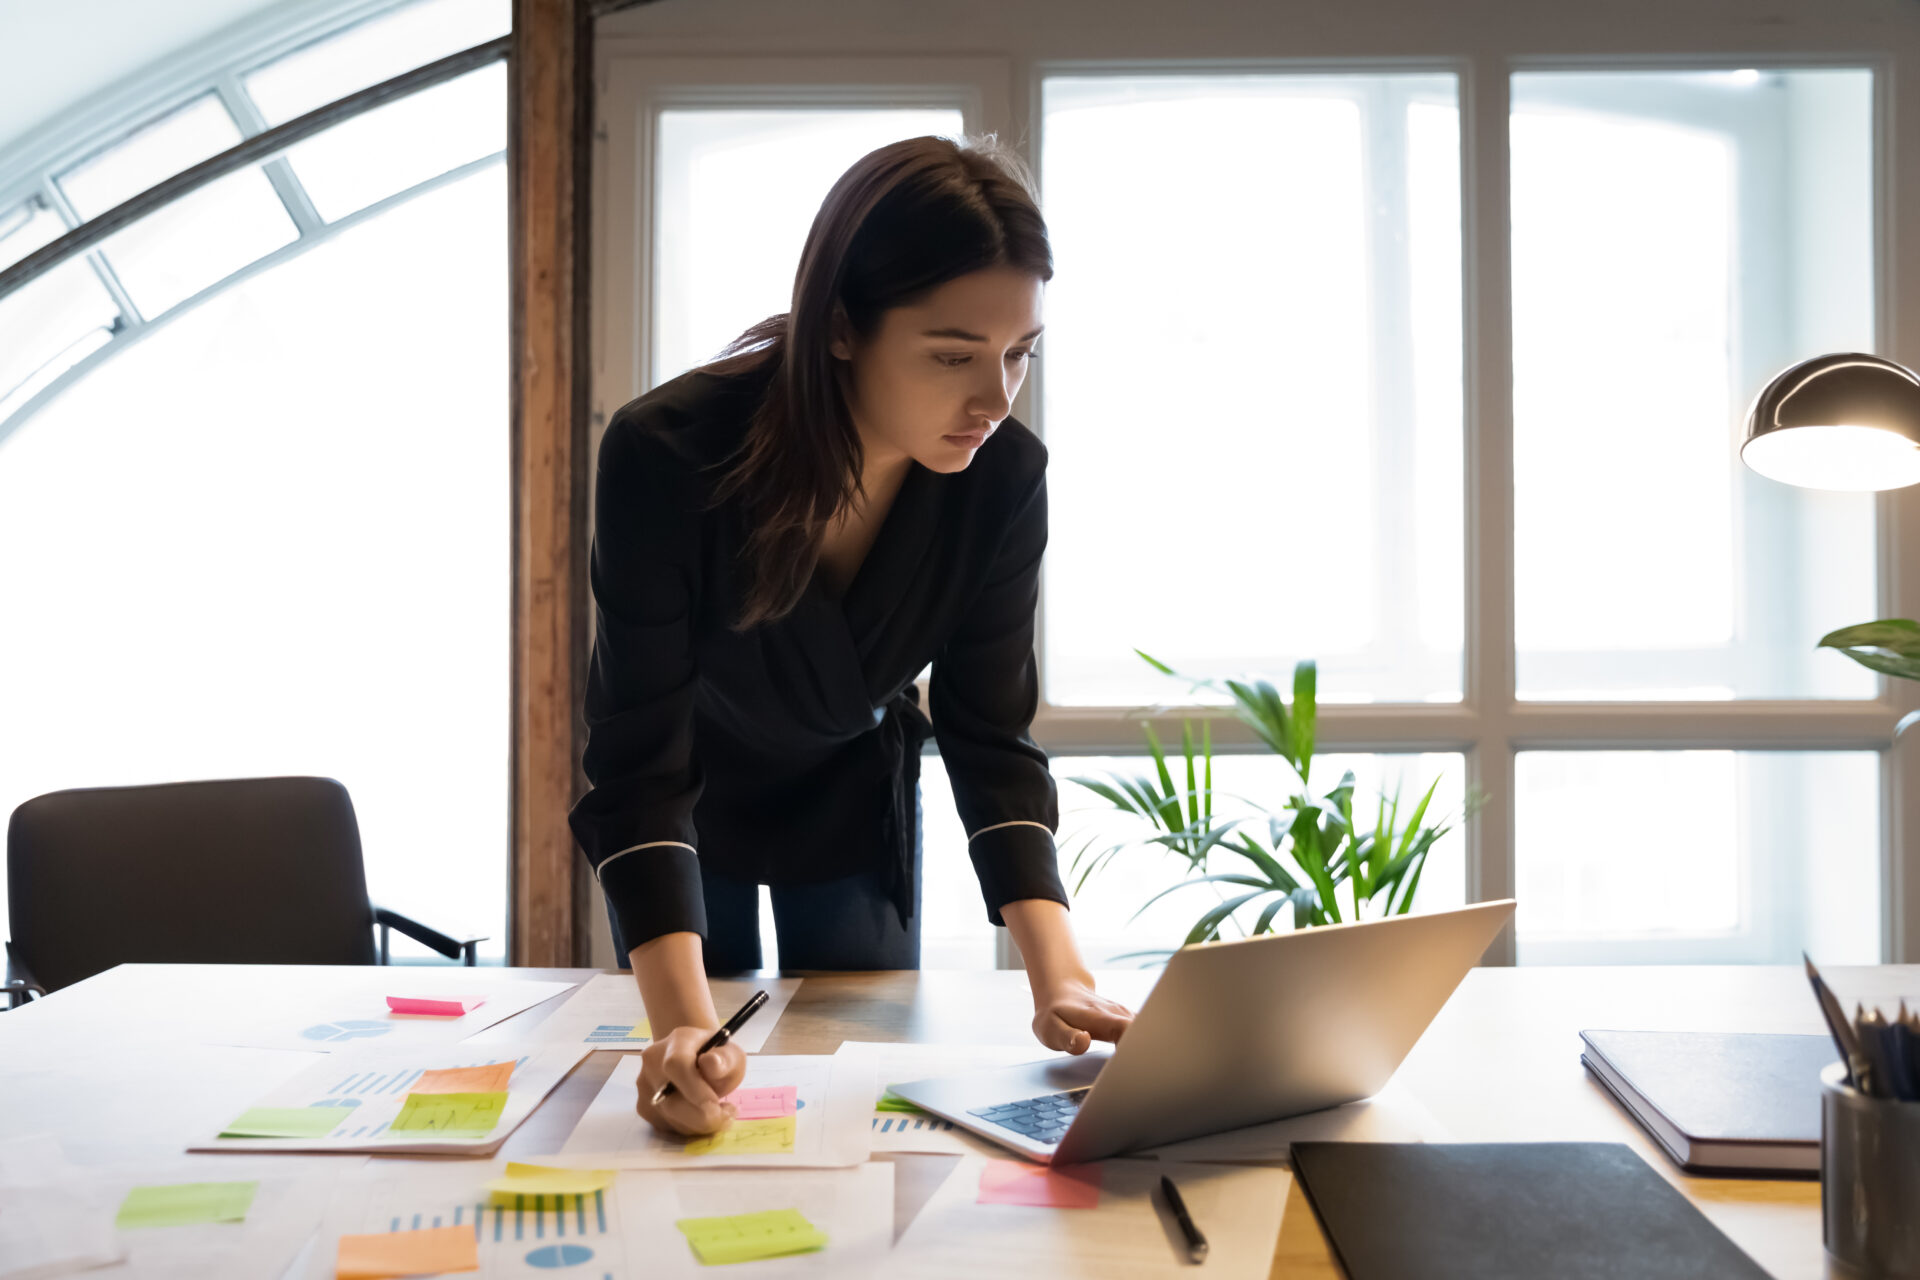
632,1024,748,1137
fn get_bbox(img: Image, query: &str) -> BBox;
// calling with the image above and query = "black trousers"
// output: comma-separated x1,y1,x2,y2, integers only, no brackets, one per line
605,789,923,974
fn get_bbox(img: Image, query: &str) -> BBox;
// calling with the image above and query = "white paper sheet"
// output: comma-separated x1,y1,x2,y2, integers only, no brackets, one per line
299,1158,891,1280
0,1136,123,1280
557,1054,873,1168
188,1041,589,1155
619,1163,894,1278
204,974,578,1054
891,1155,1291,1280
1136,1078,1453,1162
301,1157,644,1280
529,975,801,1053
72,1160,338,1280
835,1041,1071,1155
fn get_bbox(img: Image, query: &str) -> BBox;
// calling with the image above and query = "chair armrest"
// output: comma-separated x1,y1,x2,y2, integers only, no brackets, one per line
372,905,489,967
4,941,47,1009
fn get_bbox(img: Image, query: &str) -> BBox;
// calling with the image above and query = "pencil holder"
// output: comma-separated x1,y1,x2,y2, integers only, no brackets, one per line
1822,1062,1920,1279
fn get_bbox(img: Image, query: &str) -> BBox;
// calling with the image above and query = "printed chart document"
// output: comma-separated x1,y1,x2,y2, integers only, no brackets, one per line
1138,1078,1453,1162
621,1163,893,1278
302,1159,890,1280
890,1155,1291,1280
190,1042,589,1155
304,1157,640,1280
530,974,801,1052
204,971,578,1054
559,1054,873,1168
834,1040,1070,1155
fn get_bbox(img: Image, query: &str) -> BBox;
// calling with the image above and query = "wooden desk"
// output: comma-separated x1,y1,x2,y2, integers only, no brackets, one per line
5,962,1906,1278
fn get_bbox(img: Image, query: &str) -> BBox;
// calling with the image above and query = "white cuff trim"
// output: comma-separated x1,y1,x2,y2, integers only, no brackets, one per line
595,839,697,882
966,819,1054,843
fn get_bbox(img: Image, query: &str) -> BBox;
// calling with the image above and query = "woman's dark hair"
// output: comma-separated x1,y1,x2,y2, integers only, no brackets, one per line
698,132,1054,629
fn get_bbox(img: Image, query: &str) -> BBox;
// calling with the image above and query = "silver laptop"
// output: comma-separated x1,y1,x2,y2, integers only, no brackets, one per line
890,899,1515,1164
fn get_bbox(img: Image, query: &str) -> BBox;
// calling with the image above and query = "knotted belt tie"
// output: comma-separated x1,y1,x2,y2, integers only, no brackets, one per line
874,685,934,931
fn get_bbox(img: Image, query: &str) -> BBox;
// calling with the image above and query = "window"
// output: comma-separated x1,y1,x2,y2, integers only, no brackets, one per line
1039,73,1465,707
650,106,969,385
1510,71,1876,701
0,0,512,959
1515,750,1879,963
600,34,1913,969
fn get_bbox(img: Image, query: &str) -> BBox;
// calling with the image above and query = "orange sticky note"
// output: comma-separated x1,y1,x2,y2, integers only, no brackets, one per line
976,1159,1102,1208
336,1225,478,1279
413,1062,514,1094
387,995,485,1016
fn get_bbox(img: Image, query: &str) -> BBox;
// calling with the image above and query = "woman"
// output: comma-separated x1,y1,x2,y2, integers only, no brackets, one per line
568,134,1133,1138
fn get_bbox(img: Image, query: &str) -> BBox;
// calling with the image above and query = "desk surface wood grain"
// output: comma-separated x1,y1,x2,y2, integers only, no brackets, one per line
7,961,1906,1278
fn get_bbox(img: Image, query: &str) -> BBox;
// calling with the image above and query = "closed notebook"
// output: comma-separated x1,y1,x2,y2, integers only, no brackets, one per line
1290,1141,1771,1280
1579,1029,1836,1174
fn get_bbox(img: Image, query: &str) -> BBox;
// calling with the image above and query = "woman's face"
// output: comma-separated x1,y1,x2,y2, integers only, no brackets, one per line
830,264,1045,475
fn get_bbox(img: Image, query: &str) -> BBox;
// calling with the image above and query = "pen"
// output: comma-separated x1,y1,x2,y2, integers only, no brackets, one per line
1160,1174,1209,1264
1804,954,1869,1089
649,989,770,1109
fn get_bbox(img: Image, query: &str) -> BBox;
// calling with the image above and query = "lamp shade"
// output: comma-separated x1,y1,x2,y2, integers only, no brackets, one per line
1741,352,1920,491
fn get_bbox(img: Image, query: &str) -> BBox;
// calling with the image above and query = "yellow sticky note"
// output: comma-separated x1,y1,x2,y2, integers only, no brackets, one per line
675,1208,827,1265
683,1116,796,1156
390,1090,507,1136
483,1162,615,1208
413,1062,514,1094
336,1224,478,1279
625,1020,651,1040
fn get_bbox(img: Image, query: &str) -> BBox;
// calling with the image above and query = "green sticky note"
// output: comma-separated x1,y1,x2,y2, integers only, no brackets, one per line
675,1208,827,1266
875,1087,925,1115
390,1089,508,1136
220,1106,342,1138
116,1181,258,1229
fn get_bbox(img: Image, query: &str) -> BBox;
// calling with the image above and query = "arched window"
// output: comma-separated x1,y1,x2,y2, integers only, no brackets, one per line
0,0,511,959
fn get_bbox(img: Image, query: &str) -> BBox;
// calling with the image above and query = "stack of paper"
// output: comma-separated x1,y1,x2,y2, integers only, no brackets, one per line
207,973,578,1053
835,1040,1072,1154
191,1042,589,1155
890,1155,1291,1279
530,974,801,1051
559,1054,874,1167
0,1138,340,1280
303,1156,894,1279
0,1135,121,1278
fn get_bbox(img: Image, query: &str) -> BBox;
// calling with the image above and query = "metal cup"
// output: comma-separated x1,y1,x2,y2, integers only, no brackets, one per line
1823,1061,1920,1279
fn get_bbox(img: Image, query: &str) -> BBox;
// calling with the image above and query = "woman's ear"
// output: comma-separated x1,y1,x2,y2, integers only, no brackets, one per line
827,305,853,362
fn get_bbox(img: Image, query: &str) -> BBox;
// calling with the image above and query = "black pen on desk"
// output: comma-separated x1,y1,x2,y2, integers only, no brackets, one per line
649,989,770,1109
1160,1174,1209,1264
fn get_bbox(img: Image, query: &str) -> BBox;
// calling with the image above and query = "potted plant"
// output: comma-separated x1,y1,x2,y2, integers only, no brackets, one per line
1821,619,1920,696
1065,652,1480,964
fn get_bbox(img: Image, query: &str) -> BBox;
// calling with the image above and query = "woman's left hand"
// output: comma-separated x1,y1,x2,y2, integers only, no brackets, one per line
1031,978,1133,1054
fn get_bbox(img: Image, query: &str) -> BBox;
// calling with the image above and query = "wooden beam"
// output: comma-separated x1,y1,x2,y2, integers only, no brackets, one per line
509,0,592,967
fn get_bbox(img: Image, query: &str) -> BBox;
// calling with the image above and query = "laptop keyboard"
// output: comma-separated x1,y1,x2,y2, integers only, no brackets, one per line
967,1087,1091,1145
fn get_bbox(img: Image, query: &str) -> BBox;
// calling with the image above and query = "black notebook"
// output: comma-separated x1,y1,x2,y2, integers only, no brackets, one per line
1291,1142,1772,1280
1580,1029,1836,1174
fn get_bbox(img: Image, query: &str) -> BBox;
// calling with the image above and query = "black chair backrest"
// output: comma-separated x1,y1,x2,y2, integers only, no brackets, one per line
7,775,378,993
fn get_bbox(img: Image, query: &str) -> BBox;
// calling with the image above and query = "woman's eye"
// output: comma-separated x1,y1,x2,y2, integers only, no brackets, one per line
933,350,1037,368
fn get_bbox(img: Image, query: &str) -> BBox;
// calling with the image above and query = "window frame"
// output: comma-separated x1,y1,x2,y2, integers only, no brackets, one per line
597,35,1920,968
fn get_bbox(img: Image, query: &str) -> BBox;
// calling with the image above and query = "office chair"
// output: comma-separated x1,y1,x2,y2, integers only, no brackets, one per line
4,775,486,1009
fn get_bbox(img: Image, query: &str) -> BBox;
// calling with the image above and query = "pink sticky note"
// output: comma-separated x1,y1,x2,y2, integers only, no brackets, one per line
723,1085,798,1120
976,1159,1102,1209
387,995,486,1017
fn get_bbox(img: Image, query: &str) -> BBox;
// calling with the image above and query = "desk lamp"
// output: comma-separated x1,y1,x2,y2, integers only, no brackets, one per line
1740,350,1920,694
1741,352,1920,491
